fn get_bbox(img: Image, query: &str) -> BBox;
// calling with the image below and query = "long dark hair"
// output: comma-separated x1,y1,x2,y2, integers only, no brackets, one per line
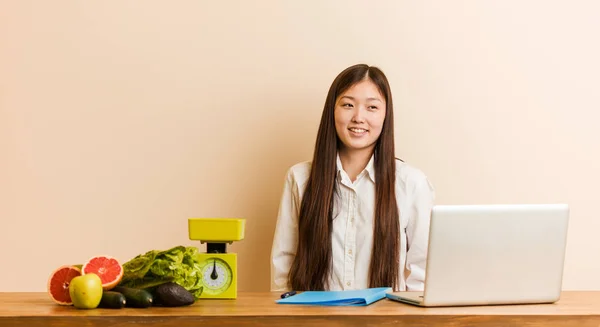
288,64,399,291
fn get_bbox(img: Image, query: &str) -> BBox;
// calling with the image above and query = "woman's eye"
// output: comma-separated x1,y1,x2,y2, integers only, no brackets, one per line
342,103,353,108
368,106,378,110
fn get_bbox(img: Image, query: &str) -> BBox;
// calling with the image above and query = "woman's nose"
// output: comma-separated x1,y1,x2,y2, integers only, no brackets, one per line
351,107,366,123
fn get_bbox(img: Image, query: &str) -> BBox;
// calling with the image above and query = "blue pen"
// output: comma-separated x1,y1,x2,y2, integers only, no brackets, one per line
280,291,297,299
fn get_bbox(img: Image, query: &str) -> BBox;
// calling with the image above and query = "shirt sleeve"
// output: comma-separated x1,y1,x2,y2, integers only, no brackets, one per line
270,168,300,291
405,175,436,291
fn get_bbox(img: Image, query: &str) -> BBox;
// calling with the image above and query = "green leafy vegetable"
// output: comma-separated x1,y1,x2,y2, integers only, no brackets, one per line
119,246,204,299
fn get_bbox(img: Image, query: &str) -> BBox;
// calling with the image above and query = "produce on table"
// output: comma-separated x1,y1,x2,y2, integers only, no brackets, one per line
98,291,126,309
69,273,103,309
81,255,124,291
47,265,82,305
154,282,195,307
46,245,201,309
112,286,154,308
118,245,204,299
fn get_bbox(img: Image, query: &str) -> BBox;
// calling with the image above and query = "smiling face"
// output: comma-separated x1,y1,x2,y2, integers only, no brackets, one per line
334,78,387,155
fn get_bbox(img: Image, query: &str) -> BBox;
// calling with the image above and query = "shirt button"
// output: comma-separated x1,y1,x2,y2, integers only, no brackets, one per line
348,249,352,255
347,282,351,287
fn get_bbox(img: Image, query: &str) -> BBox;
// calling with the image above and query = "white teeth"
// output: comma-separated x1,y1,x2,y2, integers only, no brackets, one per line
350,128,367,133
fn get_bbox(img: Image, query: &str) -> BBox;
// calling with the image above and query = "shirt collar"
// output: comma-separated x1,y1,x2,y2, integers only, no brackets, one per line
336,153,376,183
365,155,376,182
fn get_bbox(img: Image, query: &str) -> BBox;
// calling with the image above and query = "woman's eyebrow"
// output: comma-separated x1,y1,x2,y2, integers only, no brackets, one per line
339,95,382,102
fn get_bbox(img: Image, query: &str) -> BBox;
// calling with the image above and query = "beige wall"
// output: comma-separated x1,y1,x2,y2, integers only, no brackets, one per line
1,1,599,292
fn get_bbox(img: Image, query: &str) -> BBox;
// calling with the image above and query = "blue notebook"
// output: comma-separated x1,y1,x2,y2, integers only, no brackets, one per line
276,287,392,306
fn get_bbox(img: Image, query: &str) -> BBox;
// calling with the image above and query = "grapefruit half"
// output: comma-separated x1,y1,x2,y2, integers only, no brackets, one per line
47,265,82,305
82,255,124,291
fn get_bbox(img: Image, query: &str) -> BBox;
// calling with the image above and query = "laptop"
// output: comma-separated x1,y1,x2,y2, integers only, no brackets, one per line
386,203,570,307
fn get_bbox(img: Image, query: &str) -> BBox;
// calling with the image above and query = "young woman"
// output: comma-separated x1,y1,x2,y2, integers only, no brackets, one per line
271,64,435,292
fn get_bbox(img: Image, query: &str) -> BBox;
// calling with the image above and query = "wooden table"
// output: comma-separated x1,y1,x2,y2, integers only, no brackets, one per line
2,291,600,326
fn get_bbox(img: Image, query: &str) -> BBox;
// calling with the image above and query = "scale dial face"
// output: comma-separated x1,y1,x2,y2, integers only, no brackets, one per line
198,257,233,295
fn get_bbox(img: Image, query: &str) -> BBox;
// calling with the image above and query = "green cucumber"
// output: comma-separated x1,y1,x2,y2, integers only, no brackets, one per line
112,286,153,308
99,291,126,309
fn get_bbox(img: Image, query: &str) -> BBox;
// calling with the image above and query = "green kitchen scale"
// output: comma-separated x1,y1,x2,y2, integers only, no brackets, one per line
188,218,245,299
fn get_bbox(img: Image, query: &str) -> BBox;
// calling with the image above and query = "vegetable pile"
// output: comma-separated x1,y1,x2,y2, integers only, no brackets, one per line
119,245,204,299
